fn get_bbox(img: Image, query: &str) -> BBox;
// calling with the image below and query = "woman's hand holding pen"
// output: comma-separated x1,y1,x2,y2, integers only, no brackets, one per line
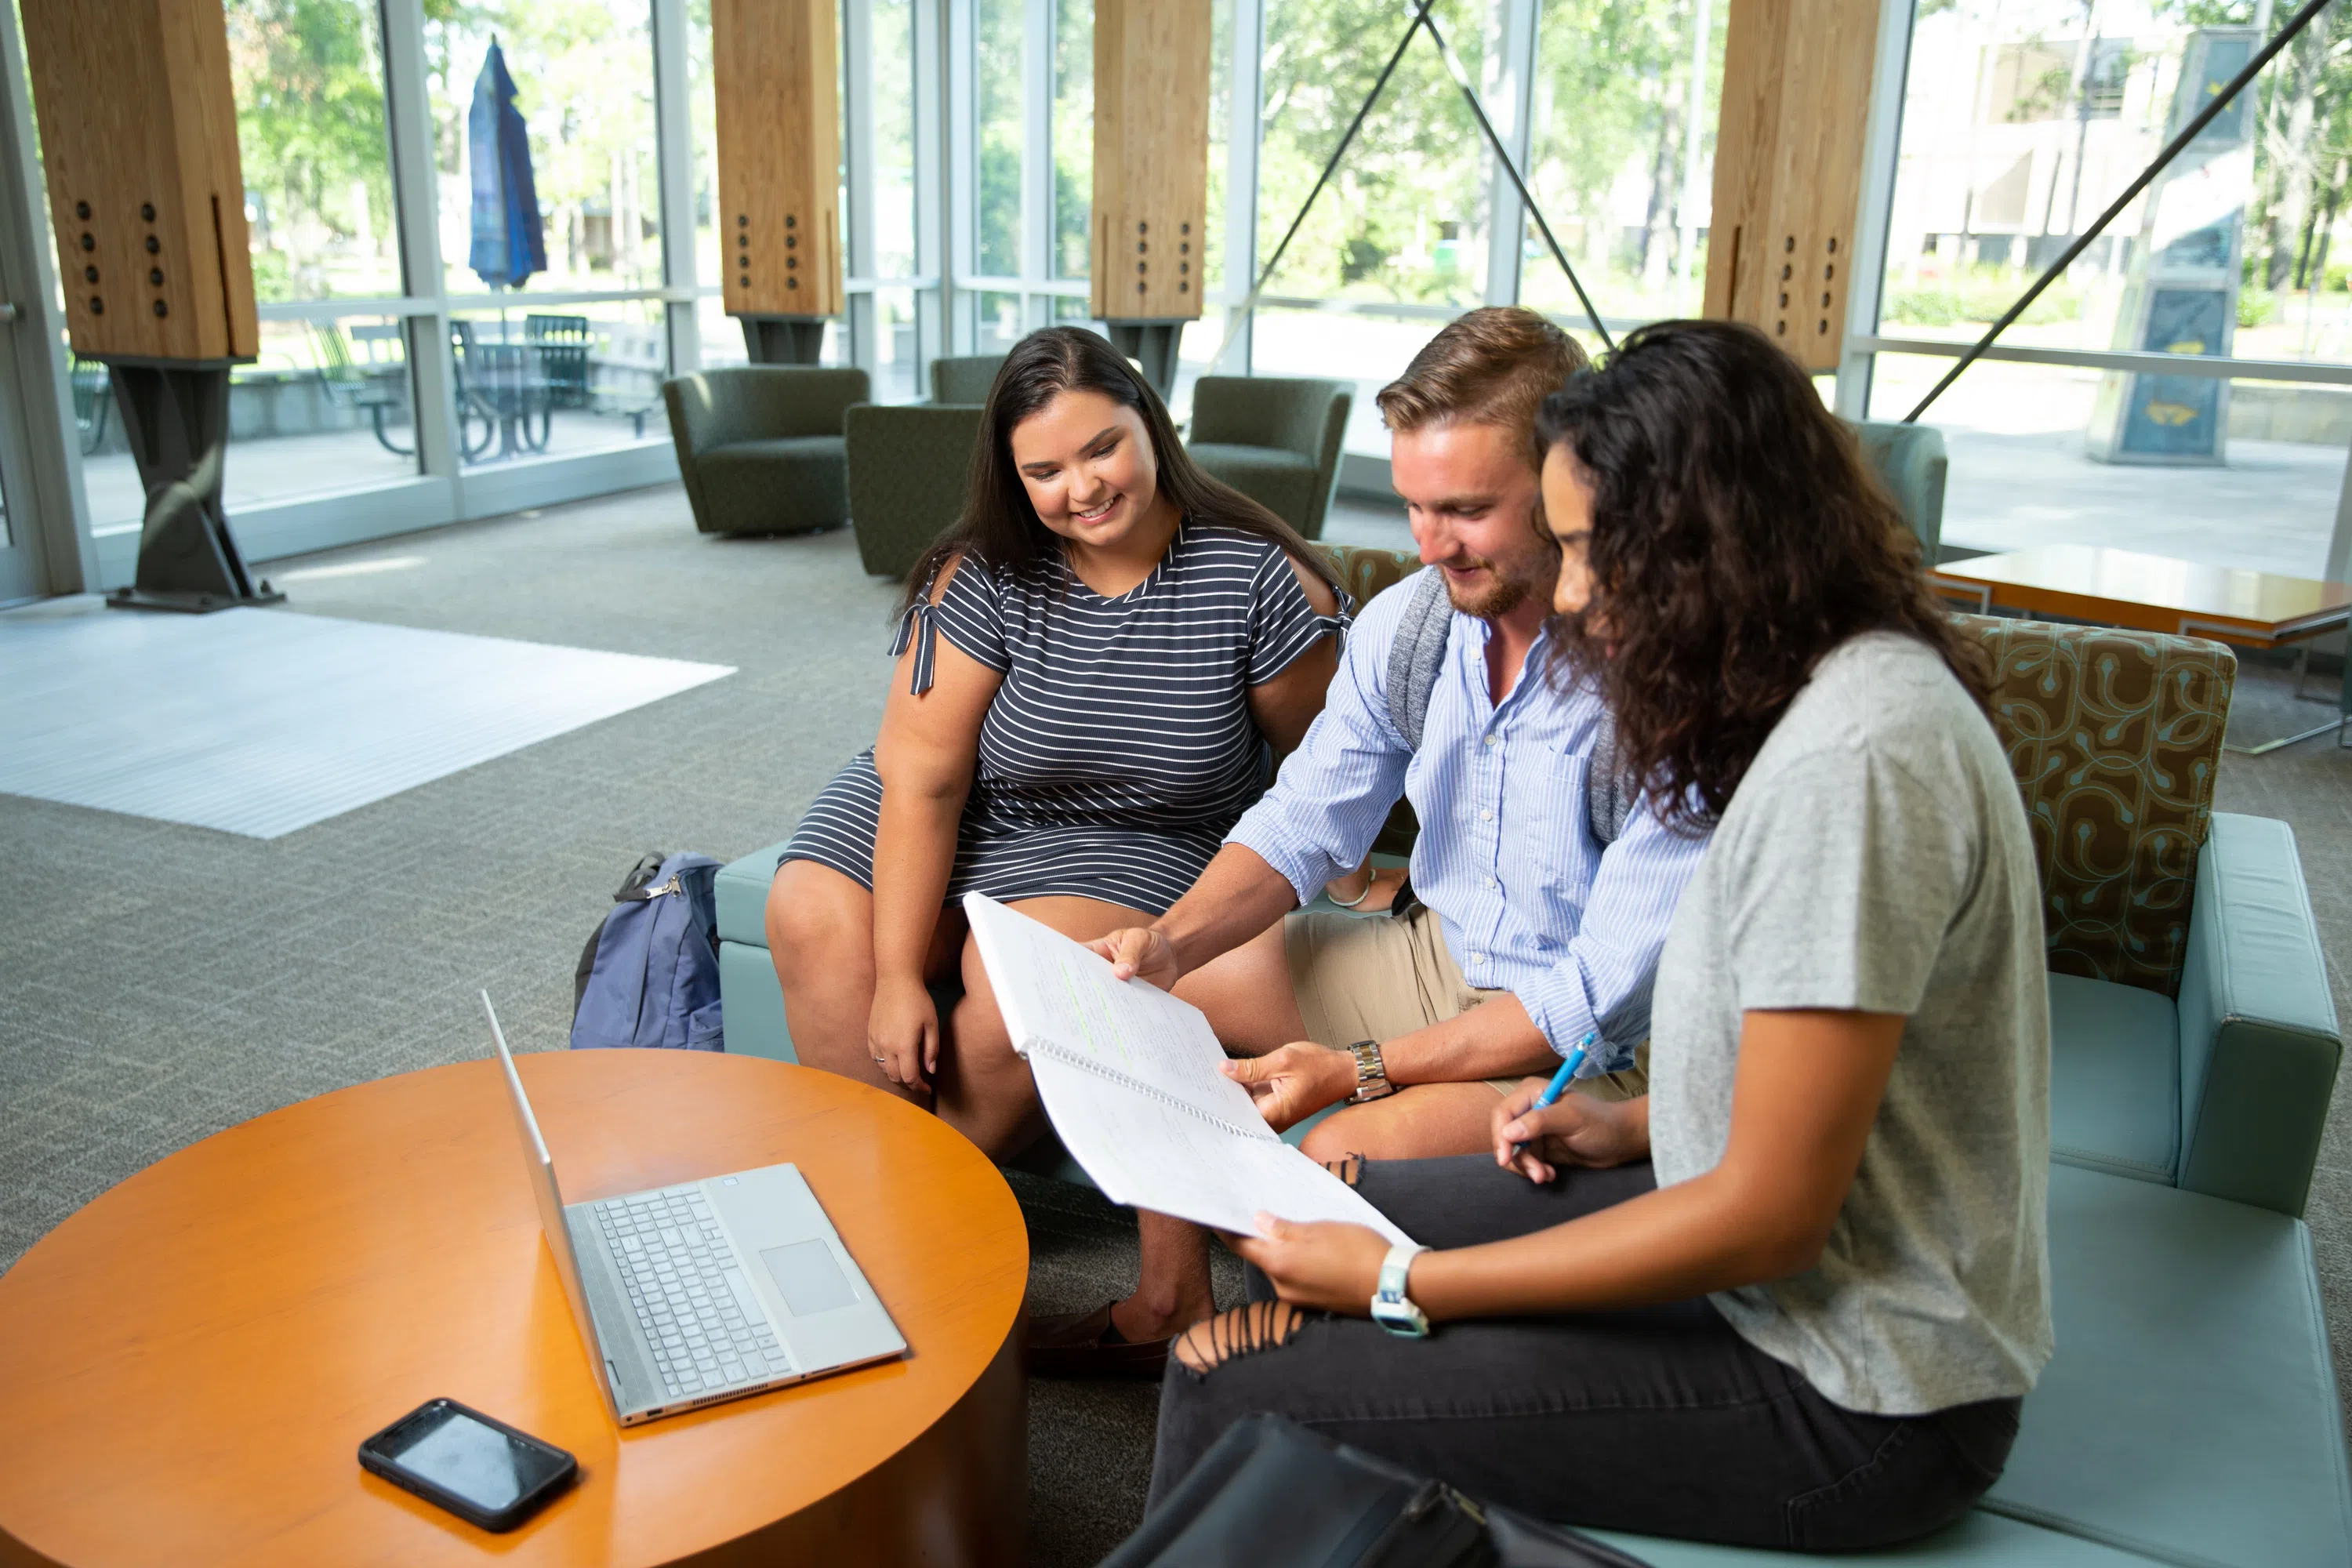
1492,1082,1650,1183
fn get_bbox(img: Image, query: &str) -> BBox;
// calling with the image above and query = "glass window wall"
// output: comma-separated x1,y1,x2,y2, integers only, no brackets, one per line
1861,0,2352,576
426,2,663,297
228,0,401,299
447,299,671,466
1249,0,1494,452
976,0,1024,277
1519,0,1723,325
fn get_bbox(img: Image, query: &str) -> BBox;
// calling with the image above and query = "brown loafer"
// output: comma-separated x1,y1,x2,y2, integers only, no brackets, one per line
1026,1300,1171,1379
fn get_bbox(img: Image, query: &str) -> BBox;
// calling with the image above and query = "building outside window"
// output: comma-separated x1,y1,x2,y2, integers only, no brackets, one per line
1864,0,2352,577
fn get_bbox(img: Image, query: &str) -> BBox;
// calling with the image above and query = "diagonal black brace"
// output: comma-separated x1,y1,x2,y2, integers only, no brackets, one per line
1206,0,1439,373
1419,9,1615,353
1904,0,2336,423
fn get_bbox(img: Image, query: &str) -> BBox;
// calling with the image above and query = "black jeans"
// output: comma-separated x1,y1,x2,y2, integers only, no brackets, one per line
1149,1156,2020,1553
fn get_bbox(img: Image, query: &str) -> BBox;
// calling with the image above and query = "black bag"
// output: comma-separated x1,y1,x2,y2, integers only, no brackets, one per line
1101,1414,1652,1568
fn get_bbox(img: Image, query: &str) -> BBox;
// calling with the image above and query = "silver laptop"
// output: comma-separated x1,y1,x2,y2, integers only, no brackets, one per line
480,992,907,1426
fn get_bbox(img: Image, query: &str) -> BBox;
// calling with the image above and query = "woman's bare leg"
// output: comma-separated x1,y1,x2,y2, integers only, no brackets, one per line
768,859,960,1106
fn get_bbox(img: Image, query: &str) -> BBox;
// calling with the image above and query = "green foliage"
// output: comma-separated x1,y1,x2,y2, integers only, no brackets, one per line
2238,288,2278,328
1256,0,1492,302
227,0,394,300
975,0,1021,276
1882,266,2085,328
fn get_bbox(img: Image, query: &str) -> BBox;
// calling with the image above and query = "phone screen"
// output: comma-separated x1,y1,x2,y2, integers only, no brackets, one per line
380,1404,569,1514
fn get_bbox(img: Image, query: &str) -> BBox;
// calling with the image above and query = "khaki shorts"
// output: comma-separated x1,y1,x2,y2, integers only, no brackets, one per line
1283,906,1647,1102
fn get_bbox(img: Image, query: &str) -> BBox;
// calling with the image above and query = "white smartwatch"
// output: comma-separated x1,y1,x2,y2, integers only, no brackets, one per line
1369,1242,1431,1338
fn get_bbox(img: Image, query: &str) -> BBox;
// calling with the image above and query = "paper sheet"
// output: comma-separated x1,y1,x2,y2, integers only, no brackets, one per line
964,892,1270,1135
1029,1051,1413,1245
965,893,1414,1247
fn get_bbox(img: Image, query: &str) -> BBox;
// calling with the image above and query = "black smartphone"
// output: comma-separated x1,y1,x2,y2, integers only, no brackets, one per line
358,1398,578,1533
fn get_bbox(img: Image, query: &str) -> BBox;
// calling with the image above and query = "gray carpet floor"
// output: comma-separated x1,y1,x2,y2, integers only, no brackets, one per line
3,483,2349,1566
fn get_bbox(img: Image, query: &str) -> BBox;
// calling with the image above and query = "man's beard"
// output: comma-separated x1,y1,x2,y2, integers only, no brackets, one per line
1443,553,1552,619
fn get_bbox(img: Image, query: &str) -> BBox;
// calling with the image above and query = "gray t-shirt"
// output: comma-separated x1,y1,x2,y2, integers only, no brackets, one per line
1650,631,2053,1416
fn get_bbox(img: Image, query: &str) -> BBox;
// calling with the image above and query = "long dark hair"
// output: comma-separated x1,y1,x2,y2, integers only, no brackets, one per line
1537,319,1990,829
901,325,1344,606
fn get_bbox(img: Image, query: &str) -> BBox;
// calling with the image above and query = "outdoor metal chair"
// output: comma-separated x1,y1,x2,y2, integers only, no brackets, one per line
445,321,503,462
69,356,109,456
307,321,414,457
524,314,592,411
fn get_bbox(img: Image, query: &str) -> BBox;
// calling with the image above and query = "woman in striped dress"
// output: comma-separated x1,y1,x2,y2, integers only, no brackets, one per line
765,327,1349,1191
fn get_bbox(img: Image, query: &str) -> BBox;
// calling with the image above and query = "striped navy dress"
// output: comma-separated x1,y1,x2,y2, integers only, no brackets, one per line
781,521,1350,915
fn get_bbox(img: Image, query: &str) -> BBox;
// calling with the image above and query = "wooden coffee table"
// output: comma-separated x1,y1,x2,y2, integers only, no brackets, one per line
1933,544,2352,754
0,1052,1029,1566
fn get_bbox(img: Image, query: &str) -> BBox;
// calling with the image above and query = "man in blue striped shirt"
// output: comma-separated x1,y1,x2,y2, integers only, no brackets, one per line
1039,307,1713,1371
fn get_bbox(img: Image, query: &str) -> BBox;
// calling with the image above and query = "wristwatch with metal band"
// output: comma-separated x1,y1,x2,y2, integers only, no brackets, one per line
1347,1039,1393,1103
1370,1242,1431,1337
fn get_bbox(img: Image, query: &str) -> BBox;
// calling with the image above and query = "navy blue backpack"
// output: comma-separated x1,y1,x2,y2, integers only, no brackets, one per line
571,851,725,1051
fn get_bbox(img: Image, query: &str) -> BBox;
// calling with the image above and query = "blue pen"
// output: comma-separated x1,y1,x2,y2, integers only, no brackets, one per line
1512,1033,1596,1158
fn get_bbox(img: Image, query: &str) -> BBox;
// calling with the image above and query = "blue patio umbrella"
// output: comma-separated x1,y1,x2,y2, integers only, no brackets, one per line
467,40,546,290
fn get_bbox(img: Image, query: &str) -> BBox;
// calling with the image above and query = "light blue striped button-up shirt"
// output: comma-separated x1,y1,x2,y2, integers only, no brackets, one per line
1229,568,1712,1074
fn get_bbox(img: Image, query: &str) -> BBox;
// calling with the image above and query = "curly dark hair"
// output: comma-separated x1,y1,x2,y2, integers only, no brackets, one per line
1536,320,1989,830
901,325,1342,607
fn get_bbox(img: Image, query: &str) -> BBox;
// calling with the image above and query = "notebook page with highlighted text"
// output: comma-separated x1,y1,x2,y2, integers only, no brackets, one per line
964,894,1413,1245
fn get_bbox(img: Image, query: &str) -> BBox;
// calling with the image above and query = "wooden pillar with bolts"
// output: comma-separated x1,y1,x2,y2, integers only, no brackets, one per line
1702,0,1882,371
713,0,844,362
1091,0,1213,394
19,0,278,612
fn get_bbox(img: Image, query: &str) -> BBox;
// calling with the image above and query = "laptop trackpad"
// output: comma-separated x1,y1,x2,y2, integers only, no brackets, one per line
761,1240,856,1316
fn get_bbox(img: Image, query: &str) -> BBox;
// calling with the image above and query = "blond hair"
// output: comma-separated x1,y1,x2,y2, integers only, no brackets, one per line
1374,306,1588,465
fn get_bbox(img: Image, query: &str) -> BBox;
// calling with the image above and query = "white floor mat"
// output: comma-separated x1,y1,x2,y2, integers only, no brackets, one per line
0,601,733,838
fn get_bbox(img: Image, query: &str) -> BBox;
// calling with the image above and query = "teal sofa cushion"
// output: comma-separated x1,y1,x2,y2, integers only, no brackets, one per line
2048,973,2178,1184
2175,814,2340,1216
1983,1163,2352,1567
1599,1164,2351,1567
717,940,792,1062
1595,1511,2161,1566
716,838,791,949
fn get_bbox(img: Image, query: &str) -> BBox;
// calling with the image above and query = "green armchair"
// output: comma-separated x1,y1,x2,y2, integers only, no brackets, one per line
1186,376,1352,540
662,366,869,536
929,355,1005,405
1843,417,1948,558
846,404,985,579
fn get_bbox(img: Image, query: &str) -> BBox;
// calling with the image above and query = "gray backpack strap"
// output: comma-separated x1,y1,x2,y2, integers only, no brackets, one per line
1385,566,1631,844
1383,568,1454,750
1587,708,1632,847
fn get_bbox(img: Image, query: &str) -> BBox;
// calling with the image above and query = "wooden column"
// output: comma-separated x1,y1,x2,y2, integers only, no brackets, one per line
20,0,278,611
1092,0,1211,391
1701,0,1881,372
713,0,844,355
18,0,257,364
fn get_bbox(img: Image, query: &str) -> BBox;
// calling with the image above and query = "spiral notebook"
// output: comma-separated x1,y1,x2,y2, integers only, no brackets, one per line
964,893,1412,1246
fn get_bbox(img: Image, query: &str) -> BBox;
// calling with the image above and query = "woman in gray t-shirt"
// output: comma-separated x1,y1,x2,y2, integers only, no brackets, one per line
1147,321,2052,1552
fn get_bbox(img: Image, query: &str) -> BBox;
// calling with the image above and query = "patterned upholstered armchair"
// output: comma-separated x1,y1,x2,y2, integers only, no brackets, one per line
1321,544,2340,1218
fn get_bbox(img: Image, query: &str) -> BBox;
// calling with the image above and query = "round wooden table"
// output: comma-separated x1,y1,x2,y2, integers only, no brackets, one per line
0,1052,1029,1566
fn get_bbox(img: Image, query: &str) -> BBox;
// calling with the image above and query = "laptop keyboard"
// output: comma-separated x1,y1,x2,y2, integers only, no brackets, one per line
594,1186,793,1400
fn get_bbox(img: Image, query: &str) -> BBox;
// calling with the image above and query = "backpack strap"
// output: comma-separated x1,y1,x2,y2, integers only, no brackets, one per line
1586,709,1631,847
1385,566,1632,846
1383,568,1454,751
